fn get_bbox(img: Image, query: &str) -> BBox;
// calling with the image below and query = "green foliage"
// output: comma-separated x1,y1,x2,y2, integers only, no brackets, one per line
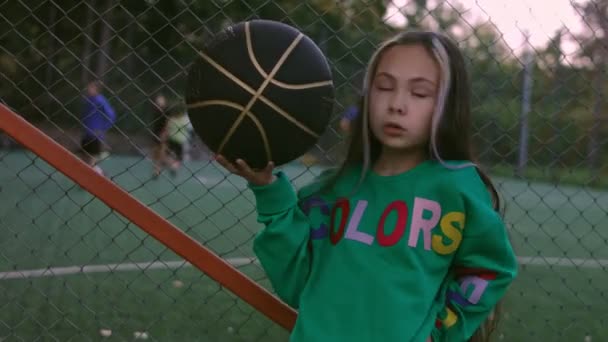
0,0,603,170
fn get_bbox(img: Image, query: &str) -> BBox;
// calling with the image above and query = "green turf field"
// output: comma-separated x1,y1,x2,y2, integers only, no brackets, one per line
1,149,606,341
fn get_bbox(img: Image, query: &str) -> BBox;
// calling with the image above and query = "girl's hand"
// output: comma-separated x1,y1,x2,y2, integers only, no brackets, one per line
215,155,276,186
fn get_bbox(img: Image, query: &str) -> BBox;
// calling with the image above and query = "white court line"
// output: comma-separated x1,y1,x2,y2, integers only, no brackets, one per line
0,258,258,280
517,256,608,268
0,256,606,280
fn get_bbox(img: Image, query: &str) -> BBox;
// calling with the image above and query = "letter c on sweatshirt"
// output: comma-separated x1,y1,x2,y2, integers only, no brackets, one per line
300,196,330,240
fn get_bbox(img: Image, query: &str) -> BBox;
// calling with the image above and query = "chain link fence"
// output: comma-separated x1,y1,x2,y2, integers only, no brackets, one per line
1,0,608,340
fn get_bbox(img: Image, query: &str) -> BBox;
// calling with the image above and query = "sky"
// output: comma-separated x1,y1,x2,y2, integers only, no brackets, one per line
384,0,588,58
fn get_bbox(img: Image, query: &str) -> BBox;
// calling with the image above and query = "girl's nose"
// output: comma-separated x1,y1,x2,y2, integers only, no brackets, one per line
389,92,407,115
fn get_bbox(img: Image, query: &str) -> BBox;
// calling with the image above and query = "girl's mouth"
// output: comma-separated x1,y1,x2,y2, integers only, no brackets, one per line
383,123,405,136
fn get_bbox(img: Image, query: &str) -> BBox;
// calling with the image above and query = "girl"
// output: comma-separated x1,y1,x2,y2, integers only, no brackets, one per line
217,31,518,342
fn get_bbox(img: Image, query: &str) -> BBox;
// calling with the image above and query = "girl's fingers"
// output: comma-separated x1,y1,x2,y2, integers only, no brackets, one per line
235,159,254,176
235,158,248,168
264,161,275,174
216,155,239,174
215,154,229,167
217,156,275,185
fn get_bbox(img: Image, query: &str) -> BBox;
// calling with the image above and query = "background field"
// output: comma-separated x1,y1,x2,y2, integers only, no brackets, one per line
1,149,607,341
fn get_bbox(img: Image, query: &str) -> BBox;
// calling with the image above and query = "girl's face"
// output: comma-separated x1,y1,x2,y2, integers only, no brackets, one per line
368,44,440,155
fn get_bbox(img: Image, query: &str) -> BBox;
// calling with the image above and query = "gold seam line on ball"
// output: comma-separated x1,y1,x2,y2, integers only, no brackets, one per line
245,22,334,90
196,51,320,138
187,100,272,161
257,97,319,138
217,33,304,154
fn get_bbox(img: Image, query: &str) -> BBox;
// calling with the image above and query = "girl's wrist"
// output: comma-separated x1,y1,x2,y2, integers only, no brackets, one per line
260,174,278,186
248,174,277,187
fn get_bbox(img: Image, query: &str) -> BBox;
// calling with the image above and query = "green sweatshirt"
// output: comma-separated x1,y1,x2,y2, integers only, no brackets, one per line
250,160,518,342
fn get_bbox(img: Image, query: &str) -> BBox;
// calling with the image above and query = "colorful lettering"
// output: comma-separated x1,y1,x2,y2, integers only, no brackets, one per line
344,200,374,245
306,195,467,255
300,196,330,240
460,276,489,304
447,289,470,307
408,197,441,250
311,224,329,240
329,198,349,245
432,212,464,255
377,200,408,247
300,196,329,215
442,307,458,328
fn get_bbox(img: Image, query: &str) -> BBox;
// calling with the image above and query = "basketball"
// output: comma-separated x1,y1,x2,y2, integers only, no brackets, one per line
185,19,334,169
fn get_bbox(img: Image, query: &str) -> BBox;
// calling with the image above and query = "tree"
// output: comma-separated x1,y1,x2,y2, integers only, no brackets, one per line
537,27,569,170
573,0,608,175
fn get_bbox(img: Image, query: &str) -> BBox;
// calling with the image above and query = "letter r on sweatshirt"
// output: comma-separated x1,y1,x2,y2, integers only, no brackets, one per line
408,197,441,250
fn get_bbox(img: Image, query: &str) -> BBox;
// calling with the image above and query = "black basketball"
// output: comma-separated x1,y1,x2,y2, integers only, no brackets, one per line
185,19,334,169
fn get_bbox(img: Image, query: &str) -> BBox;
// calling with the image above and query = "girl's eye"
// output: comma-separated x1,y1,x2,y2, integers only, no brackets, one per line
373,77,394,91
412,90,432,98
375,83,393,91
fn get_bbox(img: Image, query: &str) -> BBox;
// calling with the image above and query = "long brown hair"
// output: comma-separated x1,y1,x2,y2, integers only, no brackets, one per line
321,31,504,341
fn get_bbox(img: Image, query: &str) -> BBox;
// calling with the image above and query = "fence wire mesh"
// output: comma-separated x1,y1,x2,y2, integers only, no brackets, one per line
1,0,608,341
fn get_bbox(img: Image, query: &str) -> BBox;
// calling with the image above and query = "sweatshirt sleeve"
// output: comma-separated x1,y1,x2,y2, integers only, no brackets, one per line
249,171,323,309
432,183,518,341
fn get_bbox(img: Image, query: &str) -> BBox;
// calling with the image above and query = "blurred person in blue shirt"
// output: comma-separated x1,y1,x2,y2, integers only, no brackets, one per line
339,73,363,135
339,104,359,134
80,81,116,176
